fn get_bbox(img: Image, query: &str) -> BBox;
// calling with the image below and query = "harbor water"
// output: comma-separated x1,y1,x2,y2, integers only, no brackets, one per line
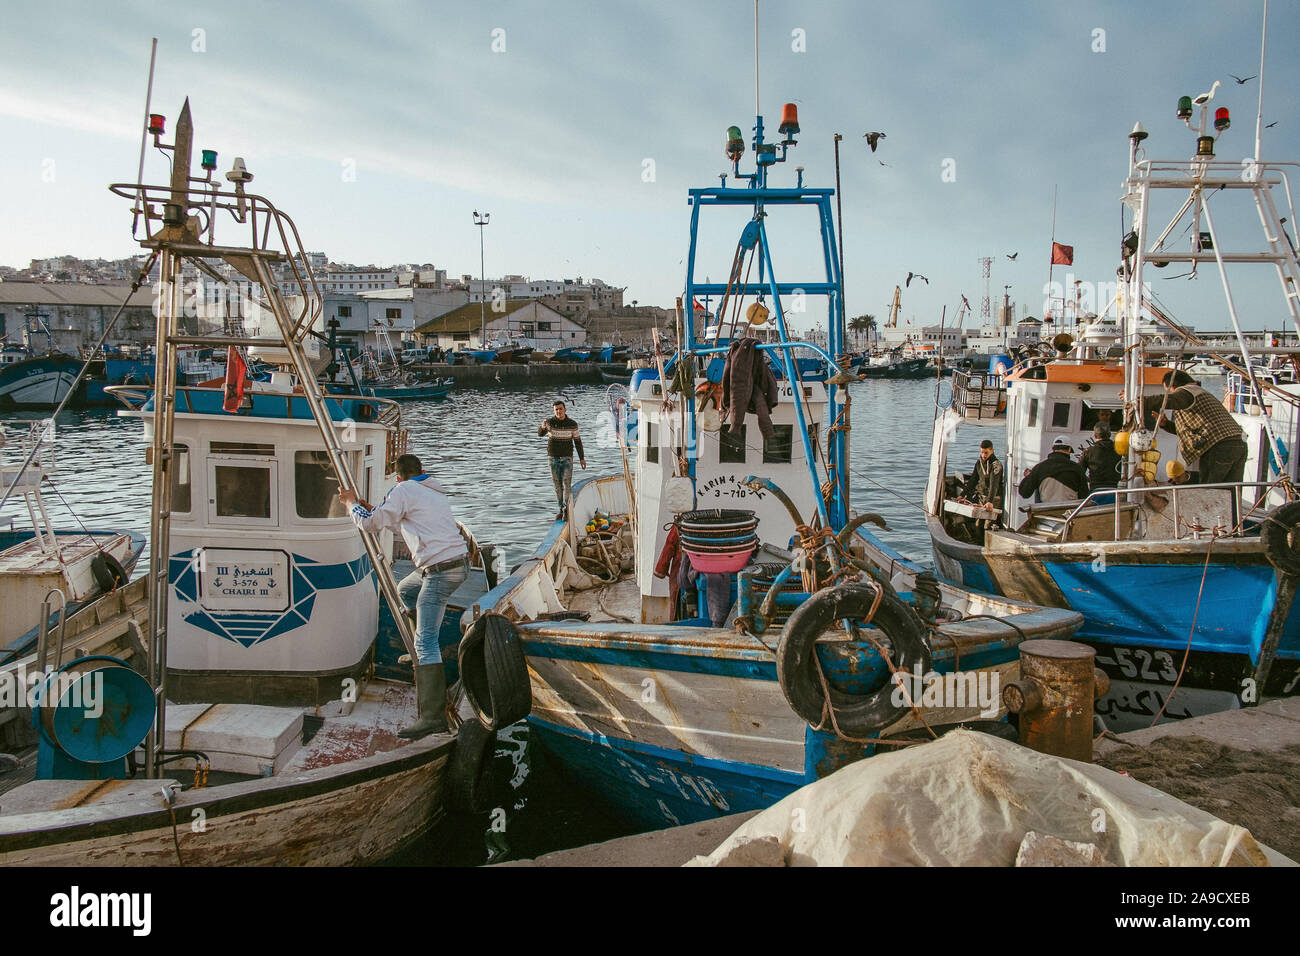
3,375,1197,863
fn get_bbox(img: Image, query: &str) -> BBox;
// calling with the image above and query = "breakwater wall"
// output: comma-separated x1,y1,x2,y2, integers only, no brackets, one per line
413,363,612,385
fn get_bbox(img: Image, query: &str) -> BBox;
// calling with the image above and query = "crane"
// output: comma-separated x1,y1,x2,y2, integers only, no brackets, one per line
884,285,902,328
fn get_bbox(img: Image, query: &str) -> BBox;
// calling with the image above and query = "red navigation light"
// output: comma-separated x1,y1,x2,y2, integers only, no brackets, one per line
148,114,165,135
1214,107,1230,132
779,103,800,137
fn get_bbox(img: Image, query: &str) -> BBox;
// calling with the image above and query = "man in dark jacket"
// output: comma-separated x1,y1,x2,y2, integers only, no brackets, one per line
1157,369,1247,484
963,440,1004,505
1079,424,1122,494
1019,438,1088,502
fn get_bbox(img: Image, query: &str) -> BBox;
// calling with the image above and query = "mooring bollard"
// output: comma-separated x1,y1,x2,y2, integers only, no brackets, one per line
1002,639,1109,762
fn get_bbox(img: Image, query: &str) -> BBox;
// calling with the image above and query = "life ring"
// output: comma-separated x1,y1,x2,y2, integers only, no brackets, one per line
90,552,128,593
445,718,499,814
1262,500,1300,576
458,613,531,730
776,582,931,737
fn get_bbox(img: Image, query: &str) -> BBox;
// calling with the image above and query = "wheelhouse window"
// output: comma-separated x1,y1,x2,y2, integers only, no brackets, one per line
762,425,793,464
171,444,191,513
213,465,272,519
295,450,347,518
1027,398,1039,428
719,425,747,464
645,420,659,464
1051,401,1071,429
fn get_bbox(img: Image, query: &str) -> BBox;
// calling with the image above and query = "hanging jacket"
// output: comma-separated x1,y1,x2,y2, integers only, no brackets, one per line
720,337,779,440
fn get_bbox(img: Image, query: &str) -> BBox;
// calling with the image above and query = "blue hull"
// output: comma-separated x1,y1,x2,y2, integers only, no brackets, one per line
932,531,1300,711
529,716,804,830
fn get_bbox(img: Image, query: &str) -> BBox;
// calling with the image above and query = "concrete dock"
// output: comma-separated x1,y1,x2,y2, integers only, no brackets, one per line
502,699,1300,866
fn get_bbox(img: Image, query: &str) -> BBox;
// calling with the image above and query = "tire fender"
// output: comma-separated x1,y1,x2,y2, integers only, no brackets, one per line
458,613,532,730
777,582,932,737
445,719,499,814
90,552,129,593
1262,500,1300,576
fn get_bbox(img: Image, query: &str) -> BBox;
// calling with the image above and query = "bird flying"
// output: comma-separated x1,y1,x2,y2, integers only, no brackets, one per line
1006,252,1019,261
1230,74,1257,85
906,272,929,288
1266,121,1279,129
863,132,886,152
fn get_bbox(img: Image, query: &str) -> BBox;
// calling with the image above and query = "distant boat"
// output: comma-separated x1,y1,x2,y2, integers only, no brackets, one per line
598,365,632,385
554,347,593,363
855,355,930,379
0,351,83,409
326,378,453,401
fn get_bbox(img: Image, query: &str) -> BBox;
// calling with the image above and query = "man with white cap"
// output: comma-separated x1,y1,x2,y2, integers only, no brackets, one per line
1018,437,1088,503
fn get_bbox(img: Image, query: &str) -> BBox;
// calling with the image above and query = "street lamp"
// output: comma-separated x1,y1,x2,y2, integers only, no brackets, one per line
473,210,490,347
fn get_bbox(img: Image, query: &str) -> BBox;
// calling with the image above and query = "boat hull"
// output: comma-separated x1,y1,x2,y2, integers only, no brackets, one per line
0,354,83,409
0,734,452,865
927,515,1300,729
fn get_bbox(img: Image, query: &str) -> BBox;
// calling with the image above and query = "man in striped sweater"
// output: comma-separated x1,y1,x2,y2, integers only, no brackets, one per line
538,400,586,520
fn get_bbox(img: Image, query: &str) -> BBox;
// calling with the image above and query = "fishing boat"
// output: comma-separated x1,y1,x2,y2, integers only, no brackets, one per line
854,350,931,380
474,103,1082,830
924,91,1300,731
597,364,632,385
0,418,145,721
0,352,85,410
0,99,526,865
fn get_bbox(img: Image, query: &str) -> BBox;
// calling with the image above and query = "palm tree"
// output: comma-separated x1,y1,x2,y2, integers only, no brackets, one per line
849,313,877,349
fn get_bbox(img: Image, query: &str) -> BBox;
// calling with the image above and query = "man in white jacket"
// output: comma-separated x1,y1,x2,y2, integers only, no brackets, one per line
340,453,467,738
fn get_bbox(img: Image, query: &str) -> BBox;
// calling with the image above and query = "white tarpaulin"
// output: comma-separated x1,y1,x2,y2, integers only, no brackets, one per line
688,730,1293,867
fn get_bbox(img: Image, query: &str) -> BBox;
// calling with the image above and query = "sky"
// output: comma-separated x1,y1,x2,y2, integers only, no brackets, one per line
1,0,1298,335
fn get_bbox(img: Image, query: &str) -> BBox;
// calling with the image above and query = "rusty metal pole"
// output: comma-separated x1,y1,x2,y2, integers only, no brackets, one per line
1002,639,1109,762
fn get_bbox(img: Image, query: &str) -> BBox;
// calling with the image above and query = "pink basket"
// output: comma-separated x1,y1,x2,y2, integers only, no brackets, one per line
683,544,756,573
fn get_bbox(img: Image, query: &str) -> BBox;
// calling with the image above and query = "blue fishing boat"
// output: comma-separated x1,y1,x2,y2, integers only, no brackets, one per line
477,101,1082,829
924,90,1300,731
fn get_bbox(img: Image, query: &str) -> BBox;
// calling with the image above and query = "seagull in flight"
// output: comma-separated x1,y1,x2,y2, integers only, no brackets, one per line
863,132,886,152
1266,121,1279,129
1230,73,1257,85
1006,252,1019,261
878,161,890,167
906,272,929,288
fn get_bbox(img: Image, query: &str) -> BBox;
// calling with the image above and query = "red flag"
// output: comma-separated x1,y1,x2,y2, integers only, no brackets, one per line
223,346,247,413
1051,242,1074,266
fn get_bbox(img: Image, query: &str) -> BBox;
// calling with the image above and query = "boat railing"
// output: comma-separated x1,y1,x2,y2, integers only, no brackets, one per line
950,370,1006,420
108,181,323,340
1055,481,1278,543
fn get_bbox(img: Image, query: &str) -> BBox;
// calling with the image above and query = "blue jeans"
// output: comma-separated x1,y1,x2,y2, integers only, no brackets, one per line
397,561,468,664
549,456,573,511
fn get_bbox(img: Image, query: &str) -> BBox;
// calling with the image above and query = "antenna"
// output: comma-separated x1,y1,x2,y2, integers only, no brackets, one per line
132,37,159,237
753,0,760,118
979,256,992,323
1254,0,1269,160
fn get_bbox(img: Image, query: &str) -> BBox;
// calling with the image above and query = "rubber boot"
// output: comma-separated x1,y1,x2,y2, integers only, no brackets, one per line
398,663,449,739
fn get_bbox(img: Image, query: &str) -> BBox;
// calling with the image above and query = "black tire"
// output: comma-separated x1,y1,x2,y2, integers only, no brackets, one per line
459,614,531,730
445,719,499,814
1262,500,1300,575
90,552,128,593
777,582,932,737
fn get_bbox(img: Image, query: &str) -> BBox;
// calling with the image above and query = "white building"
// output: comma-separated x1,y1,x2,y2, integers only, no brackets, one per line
414,300,585,351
